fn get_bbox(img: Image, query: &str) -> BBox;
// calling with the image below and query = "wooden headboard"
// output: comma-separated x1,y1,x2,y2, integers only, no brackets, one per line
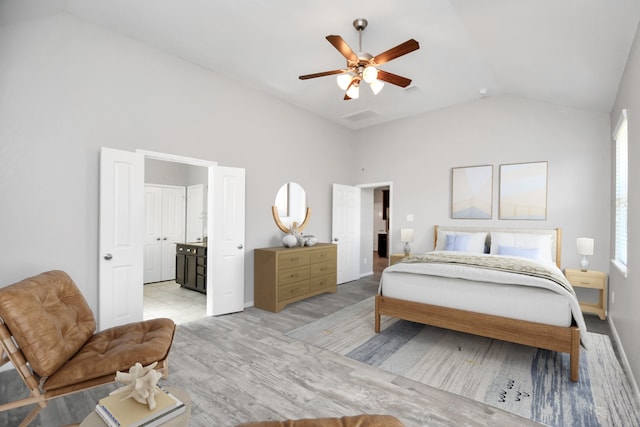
433,225,562,268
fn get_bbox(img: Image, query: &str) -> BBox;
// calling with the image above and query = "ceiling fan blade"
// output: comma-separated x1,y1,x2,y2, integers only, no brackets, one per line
326,35,358,63
299,70,344,80
373,39,420,65
377,70,412,88
343,94,352,101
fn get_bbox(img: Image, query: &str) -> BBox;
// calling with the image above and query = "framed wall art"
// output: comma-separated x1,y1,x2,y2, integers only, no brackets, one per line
451,165,493,219
499,161,548,220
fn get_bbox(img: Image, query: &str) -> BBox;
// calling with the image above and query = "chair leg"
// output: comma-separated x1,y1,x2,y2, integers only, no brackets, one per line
19,402,47,427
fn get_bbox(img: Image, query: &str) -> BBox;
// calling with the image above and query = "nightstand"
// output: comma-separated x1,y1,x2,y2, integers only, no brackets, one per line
564,269,607,320
390,254,408,265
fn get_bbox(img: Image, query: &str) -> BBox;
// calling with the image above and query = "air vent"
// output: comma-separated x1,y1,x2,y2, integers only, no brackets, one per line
342,109,380,122
404,85,420,94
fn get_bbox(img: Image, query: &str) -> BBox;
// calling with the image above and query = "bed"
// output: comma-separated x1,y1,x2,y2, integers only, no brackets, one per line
374,225,586,382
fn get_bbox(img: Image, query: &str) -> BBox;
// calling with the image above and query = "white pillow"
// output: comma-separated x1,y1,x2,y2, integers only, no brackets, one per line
435,230,487,253
489,232,553,262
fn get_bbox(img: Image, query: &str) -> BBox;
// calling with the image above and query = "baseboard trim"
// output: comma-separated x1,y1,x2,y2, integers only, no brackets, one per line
608,315,640,406
360,270,374,278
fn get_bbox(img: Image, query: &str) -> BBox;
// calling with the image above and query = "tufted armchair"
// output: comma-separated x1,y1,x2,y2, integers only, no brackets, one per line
0,270,176,426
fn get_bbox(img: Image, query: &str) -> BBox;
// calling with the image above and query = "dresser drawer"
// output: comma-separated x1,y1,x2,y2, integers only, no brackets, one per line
309,273,336,291
310,261,336,277
278,252,310,269
310,248,336,264
278,266,310,286
278,281,310,302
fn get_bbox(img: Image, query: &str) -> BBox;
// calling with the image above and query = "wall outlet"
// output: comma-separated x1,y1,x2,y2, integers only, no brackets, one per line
611,291,615,304
363,258,368,265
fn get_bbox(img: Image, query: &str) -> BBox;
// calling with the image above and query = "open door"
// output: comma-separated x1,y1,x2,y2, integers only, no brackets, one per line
332,184,361,284
99,147,144,330
210,166,246,315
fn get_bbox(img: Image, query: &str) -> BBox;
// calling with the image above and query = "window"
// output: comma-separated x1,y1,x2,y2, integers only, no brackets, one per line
613,109,628,276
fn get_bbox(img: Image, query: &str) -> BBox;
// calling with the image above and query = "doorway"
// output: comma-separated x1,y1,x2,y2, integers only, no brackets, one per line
99,147,245,331
357,182,392,280
143,159,208,324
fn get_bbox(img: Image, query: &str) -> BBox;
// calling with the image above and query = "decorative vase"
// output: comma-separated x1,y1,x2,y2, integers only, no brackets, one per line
282,234,297,248
304,236,317,246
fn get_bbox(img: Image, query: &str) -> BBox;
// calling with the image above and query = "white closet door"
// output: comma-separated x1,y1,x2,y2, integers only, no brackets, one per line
143,186,163,284
332,184,361,284
161,186,185,281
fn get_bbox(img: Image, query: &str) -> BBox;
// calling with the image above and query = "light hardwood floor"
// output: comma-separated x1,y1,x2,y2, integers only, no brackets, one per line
0,257,612,427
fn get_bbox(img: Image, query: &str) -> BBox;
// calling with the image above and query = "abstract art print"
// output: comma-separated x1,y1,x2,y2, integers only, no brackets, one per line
499,161,548,220
451,165,493,219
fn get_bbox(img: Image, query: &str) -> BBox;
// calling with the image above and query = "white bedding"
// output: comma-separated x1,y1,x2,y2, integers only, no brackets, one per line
379,252,587,334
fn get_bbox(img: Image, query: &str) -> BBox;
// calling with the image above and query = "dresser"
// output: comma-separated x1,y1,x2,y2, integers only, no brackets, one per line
175,243,207,293
254,243,337,312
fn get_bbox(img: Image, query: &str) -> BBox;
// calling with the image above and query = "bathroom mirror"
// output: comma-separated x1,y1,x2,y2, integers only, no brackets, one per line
272,182,311,233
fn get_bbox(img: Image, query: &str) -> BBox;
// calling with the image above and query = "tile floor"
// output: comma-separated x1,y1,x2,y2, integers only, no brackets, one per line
143,280,206,324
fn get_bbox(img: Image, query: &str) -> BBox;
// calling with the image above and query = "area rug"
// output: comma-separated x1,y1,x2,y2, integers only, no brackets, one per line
286,297,640,427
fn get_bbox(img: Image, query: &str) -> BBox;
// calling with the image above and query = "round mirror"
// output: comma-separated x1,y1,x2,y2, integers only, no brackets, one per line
272,182,311,233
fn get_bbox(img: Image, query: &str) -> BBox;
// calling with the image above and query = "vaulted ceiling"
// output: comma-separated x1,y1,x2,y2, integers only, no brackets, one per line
4,0,640,129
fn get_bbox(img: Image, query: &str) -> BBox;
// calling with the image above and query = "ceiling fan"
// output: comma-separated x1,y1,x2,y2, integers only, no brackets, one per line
299,18,419,100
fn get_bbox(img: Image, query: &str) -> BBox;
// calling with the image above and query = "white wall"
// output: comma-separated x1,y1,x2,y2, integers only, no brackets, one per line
610,21,640,388
0,13,355,308
354,95,611,270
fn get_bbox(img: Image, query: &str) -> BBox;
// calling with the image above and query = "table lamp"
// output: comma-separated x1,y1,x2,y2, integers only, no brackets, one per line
577,237,594,271
401,228,414,256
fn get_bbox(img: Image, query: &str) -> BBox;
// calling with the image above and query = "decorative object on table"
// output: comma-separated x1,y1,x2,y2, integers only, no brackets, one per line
282,233,297,248
451,165,493,219
96,386,185,427
111,362,163,410
401,228,414,256
577,237,594,271
304,235,318,246
499,161,548,220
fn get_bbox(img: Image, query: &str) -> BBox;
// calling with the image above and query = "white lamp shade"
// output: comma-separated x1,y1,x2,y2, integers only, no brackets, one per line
345,83,360,99
401,228,414,243
369,80,384,95
362,65,378,83
336,73,352,90
576,237,594,256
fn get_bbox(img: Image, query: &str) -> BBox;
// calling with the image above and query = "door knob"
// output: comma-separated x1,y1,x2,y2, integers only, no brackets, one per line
237,244,243,249
163,237,168,240
104,253,113,261
333,237,339,242
156,237,161,241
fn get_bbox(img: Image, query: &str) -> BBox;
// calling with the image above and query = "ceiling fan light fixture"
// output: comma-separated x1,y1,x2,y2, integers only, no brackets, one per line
346,82,360,99
362,65,378,84
336,73,353,90
369,80,384,95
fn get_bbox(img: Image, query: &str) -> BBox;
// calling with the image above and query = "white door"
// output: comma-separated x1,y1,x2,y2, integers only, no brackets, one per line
143,186,162,283
332,184,361,284
186,184,205,242
99,147,144,330
210,166,245,315
160,186,185,281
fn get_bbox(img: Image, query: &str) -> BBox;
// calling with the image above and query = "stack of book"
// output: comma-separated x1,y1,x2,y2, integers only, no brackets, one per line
95,388,186,427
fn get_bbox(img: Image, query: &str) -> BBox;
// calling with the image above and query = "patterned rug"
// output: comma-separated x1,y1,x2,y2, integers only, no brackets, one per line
286,297,640,427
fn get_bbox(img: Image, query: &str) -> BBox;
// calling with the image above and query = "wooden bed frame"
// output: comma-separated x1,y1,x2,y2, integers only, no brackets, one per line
374,225,581,382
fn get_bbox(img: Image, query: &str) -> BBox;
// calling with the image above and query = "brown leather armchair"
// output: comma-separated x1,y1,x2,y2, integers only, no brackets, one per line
0,270,176,426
